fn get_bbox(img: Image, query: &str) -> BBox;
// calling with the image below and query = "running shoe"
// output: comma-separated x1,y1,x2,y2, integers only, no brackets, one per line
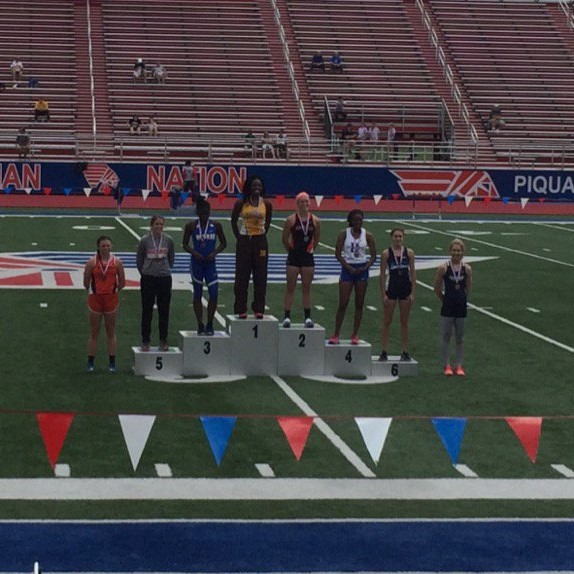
444,365,454,376
197,323,205,335
205,323,214,336
304,317,314,328
400,351,411,361
140,343,150,352
255,312,264,319
159,341,169,352
86,363,95,373
108,364,117,374
378,351,388,362
238,313,248,319
350,334,360,345
327,334,340,345
455,366,466,376
282,317,291,328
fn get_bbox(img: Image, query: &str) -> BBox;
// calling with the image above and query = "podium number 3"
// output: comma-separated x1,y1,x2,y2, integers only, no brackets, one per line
204,341,211,355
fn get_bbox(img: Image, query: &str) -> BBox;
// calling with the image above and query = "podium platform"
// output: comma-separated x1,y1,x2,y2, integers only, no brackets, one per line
179,331,231,376
371,355,419,377
278,324,326,376
226,315,278,375
324,340,372,378
132,346,183,377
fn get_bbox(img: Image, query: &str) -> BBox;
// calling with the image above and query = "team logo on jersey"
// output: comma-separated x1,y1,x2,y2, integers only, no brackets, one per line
392,170,500,199
83,163,120,191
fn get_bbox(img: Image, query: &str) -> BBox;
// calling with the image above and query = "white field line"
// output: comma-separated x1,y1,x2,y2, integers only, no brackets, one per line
3,478,574,499
401,221,574,268
454,464,478,478
271,375,375,478
551,464,574,478
115,216,142,241
255,464,275,478
417,279,574,354
536,222,574,234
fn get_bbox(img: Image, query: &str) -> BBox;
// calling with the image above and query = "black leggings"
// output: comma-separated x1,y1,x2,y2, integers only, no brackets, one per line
140,274,172,344
234,235,268,315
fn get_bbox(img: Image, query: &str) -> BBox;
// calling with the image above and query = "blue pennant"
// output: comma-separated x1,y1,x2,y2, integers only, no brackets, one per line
63,188,72,196
432,417,467,465
354,194,362,204
200,416,237,466
180,192,190,204
447,195,456,205
502,197,510,205
122,187,131,197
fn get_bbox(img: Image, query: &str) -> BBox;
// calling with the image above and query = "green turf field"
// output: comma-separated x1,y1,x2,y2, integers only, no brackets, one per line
0,212,573,518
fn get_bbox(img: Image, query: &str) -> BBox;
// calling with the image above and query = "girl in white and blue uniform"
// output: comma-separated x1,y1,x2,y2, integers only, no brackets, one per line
182,200,227,335
328,209,377,345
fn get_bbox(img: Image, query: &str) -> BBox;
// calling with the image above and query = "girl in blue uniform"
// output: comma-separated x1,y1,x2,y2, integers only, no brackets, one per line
379,228,416,361
434,238,472,376
182,200,227,335
328,209,376,345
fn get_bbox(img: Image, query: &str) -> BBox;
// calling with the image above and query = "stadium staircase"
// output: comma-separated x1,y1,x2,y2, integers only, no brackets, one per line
0,0,78,158
429,0,574,164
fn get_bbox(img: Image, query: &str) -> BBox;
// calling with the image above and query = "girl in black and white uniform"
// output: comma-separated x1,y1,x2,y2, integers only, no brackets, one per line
379,228,416,361
433,238,472,376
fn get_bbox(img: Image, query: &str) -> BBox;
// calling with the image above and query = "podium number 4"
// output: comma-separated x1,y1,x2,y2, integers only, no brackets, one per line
345,350,352,363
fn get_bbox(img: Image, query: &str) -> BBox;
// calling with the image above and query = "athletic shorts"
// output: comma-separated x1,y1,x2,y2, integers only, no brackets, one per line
88,292,119,314
287,250,314,268
386,284,412,301
340,263,369,283
191,260,218,299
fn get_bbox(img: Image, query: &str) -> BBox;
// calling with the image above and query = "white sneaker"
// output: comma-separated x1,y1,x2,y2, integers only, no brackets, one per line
304,317,314,328
282,317,291,328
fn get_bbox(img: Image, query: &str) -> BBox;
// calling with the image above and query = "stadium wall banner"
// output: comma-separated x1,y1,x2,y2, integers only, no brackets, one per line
1,161,574,200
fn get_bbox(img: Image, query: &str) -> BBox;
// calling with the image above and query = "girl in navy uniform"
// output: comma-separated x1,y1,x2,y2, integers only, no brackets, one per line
183,200,227,335
281,191,321,328
434,238,472,376
328,209,376,345
379,228,416,361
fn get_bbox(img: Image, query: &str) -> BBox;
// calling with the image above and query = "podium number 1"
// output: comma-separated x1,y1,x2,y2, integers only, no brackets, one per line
252,325,258,339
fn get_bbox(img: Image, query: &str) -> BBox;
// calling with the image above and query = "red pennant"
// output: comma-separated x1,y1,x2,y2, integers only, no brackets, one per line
275,195,285,206
506,417,542,463
391,194,400,200
37,412,74,469
42,187,52,196
538,197,545,203
334,195,343,206
483,197,491,205
217,193,226,204
100,184,111,196
160,189,169,199
277,416,314,461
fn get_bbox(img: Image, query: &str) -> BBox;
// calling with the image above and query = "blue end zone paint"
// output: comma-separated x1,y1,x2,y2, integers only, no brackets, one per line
1,520,574,572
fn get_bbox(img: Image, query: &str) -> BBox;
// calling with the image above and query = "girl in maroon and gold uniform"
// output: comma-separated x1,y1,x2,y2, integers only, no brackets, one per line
231,175,273,318
83,235,125,373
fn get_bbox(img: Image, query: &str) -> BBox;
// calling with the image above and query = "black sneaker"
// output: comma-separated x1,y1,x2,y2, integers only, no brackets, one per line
205,323,214,336
197,323,205,335
400,351,411,361
378,351,388,362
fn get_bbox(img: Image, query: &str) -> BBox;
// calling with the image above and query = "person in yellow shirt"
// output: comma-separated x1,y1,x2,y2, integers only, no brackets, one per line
34,98,50,122
231,175,273,318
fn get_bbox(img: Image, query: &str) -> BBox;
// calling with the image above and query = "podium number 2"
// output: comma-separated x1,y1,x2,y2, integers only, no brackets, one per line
252,325,258,339
298,334,306,348
155,357,163,370
345,350,352,363
203,341,211,355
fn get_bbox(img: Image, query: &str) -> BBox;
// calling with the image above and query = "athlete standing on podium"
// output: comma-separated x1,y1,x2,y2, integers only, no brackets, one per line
136,215,175,351
84,236,126,373
379,228,416,362
183,200,227,335
434,238,472,376
328,209,376,345
231,175,273,319
281,191,321,328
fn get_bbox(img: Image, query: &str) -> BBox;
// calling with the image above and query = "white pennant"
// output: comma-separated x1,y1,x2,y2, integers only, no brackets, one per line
119,414,156,471
83,187,92,197
355,417,392,465
141,189,151,201
23,187,32,195
464,196,473,207
373,194,383,206
315,195,324,207
520,197,529,209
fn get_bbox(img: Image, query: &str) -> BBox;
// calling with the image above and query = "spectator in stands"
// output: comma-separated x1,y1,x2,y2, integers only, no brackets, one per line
330,51,344,73
153,64,167,84
0,81,6,93
128,114,142,135
133,58,146,83
357,122,369,142
182,160,199,203
147,115,159,136
275,128,290,160
489,104,504,132
333,97,347,122
28,77,38,89
10,58,23,86
387,122,397,158
34,98,50,122
261,131,275,159
310,51,325,72
244,129,256,158
16,128,30,159
369,122,380,143
340,122,356,157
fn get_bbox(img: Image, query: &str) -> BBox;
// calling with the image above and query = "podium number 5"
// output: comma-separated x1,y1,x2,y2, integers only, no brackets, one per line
155,357,163,370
